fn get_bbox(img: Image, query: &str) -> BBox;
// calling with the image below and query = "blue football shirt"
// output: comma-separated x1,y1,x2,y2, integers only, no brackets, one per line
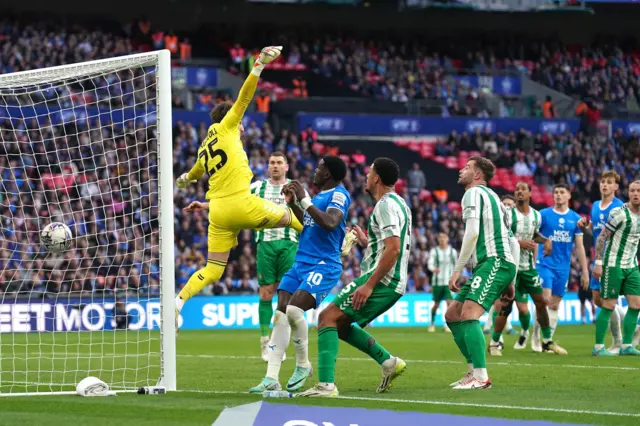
591,197,624,244
295,185,351,267
537,207,583,270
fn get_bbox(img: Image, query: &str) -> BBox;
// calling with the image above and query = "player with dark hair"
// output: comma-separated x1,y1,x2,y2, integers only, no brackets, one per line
250,155,351,394
531,184,589,353
484,194,517,336
249,152,308,361
299,157,410,397
174,46,305,326
489,182,566,356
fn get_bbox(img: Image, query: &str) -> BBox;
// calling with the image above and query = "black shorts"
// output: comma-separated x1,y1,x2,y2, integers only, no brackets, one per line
578,287,593,303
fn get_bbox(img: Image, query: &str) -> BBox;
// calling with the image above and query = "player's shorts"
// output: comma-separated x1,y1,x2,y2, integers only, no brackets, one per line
601,266,640,300
455,257,516,311
514,269,543,303
256,240,298,286
277,260,342,307
578,286,593,304
333,271,402,328
207,194,286,252
537,264,570,297
432,286,452,303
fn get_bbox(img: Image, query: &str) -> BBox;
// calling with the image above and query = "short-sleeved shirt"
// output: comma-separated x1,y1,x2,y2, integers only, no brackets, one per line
461,185,515,266
536,208,583,270
295,185,351,267
603,205,640,269
360,193,412,295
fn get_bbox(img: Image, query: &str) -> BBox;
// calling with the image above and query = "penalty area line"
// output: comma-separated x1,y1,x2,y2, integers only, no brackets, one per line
178,389,640,418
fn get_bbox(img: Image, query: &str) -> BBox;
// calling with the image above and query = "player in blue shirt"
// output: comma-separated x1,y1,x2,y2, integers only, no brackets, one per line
532,183,589,353
577,171,625,352
250,156,351,394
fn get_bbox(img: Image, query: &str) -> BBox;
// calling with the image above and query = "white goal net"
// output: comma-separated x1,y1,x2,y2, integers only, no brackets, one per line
0,51,176,395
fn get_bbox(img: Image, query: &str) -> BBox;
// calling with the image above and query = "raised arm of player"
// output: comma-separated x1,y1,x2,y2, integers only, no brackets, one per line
288,181,346,232
220,46,282,132
574,234,590,290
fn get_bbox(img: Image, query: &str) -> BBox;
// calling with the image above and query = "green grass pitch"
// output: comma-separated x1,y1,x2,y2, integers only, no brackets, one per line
1,326,639,426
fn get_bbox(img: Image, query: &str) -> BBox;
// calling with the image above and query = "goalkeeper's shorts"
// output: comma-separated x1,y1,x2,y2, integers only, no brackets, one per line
207,194,286,252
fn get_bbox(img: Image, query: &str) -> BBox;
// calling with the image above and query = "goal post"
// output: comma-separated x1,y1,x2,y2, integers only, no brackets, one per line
0,50,176,395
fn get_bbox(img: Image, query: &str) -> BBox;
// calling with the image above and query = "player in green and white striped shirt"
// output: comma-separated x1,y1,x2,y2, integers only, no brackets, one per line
489,182,566,356
250,152,306,361
592,180,640,356
445,156,516,390
427,233,457,333
299,157,409,398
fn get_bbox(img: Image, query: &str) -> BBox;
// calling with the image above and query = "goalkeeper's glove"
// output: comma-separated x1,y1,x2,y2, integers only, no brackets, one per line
251,46,283,76
176,173,196,189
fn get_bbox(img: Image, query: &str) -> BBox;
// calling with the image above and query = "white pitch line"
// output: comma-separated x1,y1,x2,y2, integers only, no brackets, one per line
178,389,640,418
177,354,640,371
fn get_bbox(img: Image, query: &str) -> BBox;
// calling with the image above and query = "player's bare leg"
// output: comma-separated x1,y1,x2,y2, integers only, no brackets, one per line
531,293,566,354
443,300,452,332
489,300,510,356
429,300,440,332
175,250,230,333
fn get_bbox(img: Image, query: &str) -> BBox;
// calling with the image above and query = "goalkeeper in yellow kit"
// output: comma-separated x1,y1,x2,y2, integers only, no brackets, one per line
174,46,303,322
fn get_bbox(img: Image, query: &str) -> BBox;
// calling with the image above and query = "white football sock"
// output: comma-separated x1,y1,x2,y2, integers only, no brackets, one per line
484,306,495,330
286,305,311,369
266,310,290,381
610,306,622,346
473,368,488,382
548,308,559,339
505,314,513,332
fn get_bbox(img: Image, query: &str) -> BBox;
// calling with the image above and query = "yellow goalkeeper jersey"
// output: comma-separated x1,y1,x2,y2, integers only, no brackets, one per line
186,74,259,200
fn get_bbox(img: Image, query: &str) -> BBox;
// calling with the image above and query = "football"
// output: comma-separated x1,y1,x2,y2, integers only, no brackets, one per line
40,222,73,254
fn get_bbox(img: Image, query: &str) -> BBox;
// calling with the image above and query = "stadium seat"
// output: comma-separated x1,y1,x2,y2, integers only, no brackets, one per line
445,157,457,169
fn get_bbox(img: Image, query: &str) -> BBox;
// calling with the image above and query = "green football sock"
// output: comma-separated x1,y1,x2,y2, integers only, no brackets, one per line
431,308,437,325
520,311,531,332
318,327,339,383
491,309,498,326
541,326,552,340
622,308,640,345
595,307,613,345
447,321,472,364
345,325,391,365
462,319,486,369
258,300,273,337
491,329,502,343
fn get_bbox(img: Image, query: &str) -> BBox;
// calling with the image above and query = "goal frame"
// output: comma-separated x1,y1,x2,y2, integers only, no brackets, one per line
0,49,176,396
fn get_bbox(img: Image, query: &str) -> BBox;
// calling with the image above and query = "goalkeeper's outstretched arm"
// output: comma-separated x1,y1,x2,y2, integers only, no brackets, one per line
220,46,282,132
176,161,205,188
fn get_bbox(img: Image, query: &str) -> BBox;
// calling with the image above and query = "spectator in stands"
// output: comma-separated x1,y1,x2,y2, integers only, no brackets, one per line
543,96,556,118
407,163,427,196
513,154,532,177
